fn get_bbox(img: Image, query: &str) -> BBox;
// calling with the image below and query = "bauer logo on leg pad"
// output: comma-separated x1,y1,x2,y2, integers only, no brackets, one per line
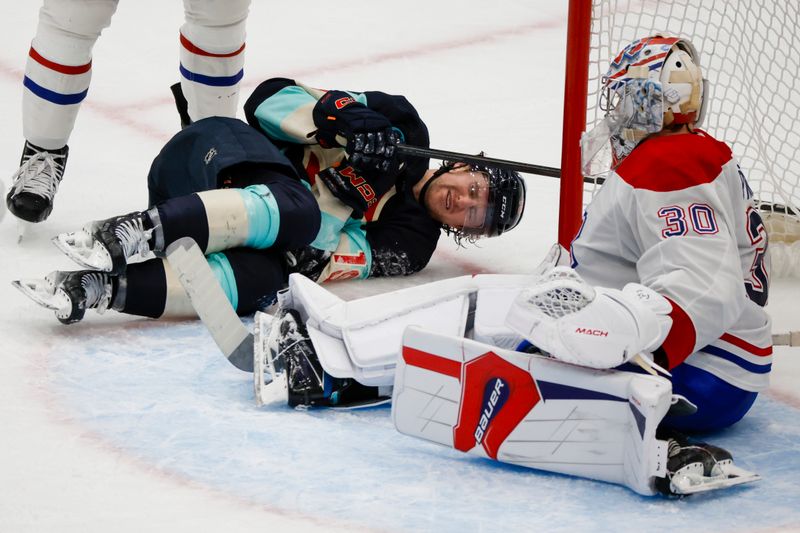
474,378,509,445
452,352,540,459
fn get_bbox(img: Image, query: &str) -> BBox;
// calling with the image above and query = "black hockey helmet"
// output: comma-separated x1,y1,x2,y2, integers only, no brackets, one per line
420,160,526,240
474,164,526,237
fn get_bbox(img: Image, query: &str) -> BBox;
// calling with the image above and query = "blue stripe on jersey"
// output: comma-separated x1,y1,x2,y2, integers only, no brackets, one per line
240,184,280,249
700,345,772,374
179,64,243,87
23,76,88,105
206,252,238,311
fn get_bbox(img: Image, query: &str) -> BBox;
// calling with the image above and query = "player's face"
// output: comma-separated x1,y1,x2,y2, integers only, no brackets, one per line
425,164,490,229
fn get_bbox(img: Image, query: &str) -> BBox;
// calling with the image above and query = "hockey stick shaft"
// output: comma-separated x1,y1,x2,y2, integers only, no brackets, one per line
397,144,562,178
165,237,254,372
772,331,800,347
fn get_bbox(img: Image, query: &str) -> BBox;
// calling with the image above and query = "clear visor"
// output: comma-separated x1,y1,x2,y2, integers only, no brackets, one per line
458,169,493,236
580,79,664,177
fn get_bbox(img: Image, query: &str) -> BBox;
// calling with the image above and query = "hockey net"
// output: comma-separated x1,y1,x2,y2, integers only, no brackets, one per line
560,0,800,277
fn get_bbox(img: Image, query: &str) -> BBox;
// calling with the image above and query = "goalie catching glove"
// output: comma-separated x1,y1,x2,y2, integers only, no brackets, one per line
505,267,673,370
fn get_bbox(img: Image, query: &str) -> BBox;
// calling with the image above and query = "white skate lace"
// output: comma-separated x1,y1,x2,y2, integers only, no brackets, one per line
80,272,112,312
11,150,66,200
114,216,153,259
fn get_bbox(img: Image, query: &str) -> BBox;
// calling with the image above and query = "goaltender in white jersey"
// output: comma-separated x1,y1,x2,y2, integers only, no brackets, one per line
242,34,766,497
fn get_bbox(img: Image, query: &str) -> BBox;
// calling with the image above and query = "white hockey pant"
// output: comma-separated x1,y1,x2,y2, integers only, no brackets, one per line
180,0,250,121
23,0,250,149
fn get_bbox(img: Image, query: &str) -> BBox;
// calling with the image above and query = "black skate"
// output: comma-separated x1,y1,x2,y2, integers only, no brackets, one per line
53,211,157,275
655,430,760,495
6,141,68,223
257,309,389,408
12,270,114,324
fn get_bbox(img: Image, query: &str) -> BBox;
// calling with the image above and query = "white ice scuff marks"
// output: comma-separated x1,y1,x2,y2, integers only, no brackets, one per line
46,319,800,532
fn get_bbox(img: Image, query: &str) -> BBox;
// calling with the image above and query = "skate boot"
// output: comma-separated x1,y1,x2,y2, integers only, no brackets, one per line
54,209,161,275
6,141,69,222
655,429,759,495
12,270,115,325
262,309,390,408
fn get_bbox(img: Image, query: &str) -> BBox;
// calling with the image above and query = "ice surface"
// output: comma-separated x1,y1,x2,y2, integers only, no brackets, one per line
1,1,798,531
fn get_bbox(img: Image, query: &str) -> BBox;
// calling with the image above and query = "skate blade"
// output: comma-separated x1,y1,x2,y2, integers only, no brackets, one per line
52,231,113,271
671,463,761,495
254,311,280,407
12,278,68,311
16,219,30,244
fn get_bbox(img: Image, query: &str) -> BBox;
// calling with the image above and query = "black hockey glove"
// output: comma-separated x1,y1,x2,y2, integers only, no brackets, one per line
318,161,393,217
312,90,402,176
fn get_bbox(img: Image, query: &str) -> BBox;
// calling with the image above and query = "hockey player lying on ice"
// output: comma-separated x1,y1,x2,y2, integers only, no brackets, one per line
14,78,526,322
254,35,768,496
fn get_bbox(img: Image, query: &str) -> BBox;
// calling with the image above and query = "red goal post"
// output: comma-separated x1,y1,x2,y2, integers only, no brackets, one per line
558,0,800,276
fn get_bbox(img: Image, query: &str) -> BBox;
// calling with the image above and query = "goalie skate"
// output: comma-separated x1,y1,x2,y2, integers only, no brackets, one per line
658,435,760,495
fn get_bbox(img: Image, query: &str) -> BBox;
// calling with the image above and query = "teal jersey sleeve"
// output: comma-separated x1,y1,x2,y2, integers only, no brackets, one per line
250,83,368,145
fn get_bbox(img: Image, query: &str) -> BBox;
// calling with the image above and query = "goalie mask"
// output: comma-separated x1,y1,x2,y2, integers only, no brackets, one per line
581,34,707,176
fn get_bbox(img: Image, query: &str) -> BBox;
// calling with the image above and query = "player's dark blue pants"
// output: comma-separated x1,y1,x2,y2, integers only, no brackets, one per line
662,363,758,433
121,118,320,318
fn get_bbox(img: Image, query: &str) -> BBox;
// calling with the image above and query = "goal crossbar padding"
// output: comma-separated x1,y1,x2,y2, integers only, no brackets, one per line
392,326,672,496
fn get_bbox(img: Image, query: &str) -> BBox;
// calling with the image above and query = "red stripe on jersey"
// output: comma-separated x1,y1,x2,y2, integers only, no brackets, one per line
29,47,91,75
305,152,319,186
660,297,697,369
616,131,733,192
720,333,773,356
180,34,245,58
402,346,461,380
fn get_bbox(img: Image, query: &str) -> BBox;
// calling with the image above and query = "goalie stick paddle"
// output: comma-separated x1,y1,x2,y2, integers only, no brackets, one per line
165,237,254,372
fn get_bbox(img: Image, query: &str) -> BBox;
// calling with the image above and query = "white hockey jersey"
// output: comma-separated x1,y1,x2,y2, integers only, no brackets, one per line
570,130,772,392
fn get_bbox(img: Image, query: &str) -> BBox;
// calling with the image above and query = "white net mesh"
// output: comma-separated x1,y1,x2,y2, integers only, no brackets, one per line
583,0,800,274
525,268,595,319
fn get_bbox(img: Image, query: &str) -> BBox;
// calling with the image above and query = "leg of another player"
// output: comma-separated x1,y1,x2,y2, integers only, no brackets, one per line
8,0,119,223
179,0,250,122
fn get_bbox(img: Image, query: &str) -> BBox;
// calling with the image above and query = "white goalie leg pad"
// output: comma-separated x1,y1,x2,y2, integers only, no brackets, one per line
505,267,672,369
392,326,672,496
472,274,540,349
280,273,477,386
